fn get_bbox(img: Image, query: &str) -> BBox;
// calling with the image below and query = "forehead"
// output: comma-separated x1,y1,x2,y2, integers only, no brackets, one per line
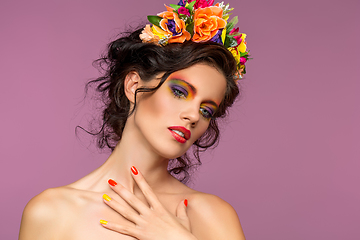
167,64,227,103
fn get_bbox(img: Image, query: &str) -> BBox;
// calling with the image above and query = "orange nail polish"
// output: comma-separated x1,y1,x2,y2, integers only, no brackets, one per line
184,199,188,207
131,166,138,175
108,179,117,186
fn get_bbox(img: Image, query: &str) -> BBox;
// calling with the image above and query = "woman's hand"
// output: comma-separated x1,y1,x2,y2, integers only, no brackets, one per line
100,166,197,240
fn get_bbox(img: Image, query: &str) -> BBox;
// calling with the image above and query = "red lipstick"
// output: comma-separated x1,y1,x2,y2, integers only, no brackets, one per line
168,126,191,143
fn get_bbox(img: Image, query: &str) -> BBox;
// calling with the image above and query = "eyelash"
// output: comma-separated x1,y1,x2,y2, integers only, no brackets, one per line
171,86,188,99
200,107,214,119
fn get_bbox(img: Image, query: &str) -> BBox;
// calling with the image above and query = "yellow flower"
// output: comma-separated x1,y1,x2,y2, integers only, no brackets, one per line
228,47,240,64
151,25,169,40
221,27,227,44
237,34,247,53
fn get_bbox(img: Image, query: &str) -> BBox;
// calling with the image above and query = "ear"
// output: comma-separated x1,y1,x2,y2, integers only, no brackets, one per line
124,72,141,103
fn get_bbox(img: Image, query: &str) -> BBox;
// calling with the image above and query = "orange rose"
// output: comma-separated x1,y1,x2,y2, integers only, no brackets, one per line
156,5,191,43
192,6,227,42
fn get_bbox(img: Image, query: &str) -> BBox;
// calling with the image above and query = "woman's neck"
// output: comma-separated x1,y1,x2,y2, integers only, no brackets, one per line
72,118,173,195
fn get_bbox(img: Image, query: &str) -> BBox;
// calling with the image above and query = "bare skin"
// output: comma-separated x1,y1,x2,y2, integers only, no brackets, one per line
19,64,246,240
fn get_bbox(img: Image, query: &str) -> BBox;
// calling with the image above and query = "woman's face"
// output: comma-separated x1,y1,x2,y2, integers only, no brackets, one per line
132,63,227,159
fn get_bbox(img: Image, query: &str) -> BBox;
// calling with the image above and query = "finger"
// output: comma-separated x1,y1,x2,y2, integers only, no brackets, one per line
102,193,143,224
130,166,162,210
176,199,188,219
100,219,141,238
176,199,191,231
107,178,149,215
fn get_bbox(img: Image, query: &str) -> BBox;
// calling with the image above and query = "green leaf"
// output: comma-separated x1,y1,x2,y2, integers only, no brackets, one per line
186,22,194,37
224,36,229,48
147,15,162,28
224,36,238,48
226,16,238,34
230,32,242,37
169,4,182,11
240,52,248,57
186,1,196,12
185,16,192,25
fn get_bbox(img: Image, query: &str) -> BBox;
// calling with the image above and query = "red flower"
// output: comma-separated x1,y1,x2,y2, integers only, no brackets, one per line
178,6,190,16
230,27,243,45
189,0,214,9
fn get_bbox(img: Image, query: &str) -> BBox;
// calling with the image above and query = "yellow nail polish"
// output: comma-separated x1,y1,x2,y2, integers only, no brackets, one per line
100,220,108,225
103,194,111,201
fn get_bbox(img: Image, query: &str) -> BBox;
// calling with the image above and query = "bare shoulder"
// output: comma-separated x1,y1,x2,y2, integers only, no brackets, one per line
19,187,78,240
21,187,63,223
187,191,246,240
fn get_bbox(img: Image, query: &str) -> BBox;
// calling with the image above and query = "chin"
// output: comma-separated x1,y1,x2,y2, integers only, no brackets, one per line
152,141,192,160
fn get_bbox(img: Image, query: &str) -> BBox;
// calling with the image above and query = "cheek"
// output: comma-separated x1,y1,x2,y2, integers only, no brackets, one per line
192,121,210,141
138,90,176,118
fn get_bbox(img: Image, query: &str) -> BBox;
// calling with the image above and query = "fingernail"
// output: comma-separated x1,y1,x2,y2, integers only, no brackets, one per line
108,179,117,187
100,220,108,225
131,166,138,175
103,194,111,201
184,199,188,207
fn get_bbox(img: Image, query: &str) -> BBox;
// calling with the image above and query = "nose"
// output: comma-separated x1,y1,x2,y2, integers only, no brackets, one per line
180,104,200,127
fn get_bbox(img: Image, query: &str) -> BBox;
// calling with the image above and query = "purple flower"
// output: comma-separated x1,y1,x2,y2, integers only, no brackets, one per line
178,7,190,16
209,29,223,44
177,0,186,7
166,19,181,36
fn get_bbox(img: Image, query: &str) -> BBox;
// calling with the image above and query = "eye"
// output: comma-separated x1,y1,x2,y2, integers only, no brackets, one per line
171,85,188,99
200,106,214,119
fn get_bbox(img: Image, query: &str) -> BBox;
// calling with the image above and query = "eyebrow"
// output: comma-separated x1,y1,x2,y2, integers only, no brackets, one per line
170,77,219,109
202,100,219,109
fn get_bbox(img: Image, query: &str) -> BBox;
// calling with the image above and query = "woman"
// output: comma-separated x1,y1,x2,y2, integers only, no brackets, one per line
19,1,249,239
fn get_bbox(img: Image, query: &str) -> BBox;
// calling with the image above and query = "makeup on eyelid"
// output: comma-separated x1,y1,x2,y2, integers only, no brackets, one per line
167,78,219,118
200,103,216,118
167,79,195,100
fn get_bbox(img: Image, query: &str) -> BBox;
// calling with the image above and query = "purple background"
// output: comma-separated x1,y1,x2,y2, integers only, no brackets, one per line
1,0,359,239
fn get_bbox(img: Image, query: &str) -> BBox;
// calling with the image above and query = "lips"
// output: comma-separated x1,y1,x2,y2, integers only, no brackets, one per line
168,126,191,143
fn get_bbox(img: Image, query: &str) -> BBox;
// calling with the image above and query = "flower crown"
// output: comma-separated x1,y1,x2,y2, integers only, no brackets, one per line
139,0,250,79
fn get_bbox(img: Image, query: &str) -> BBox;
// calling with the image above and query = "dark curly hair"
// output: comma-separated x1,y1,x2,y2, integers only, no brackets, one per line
83,27,240,182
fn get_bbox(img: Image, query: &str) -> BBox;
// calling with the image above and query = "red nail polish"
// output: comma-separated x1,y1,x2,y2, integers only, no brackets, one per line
108,179,117,187
184,199,188,207
131,166,138,175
